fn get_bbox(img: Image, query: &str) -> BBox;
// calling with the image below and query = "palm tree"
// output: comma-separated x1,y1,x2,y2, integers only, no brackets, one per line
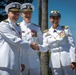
38,0,50,75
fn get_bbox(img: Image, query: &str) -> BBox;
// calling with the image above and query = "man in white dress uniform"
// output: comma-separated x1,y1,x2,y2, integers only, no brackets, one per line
36,10,76,75
20,3,43,75
0,2,38,75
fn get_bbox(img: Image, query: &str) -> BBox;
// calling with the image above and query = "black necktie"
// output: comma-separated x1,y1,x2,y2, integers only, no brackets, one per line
53,30,57,32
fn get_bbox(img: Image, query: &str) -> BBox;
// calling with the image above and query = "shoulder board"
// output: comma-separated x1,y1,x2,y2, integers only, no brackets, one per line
61,26,69,29
3,19,9,23
17,22,21,26
32,23,39,27
43,29,49,33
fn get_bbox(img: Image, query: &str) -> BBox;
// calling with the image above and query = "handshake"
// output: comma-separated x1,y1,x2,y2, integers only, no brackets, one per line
30,42,39,50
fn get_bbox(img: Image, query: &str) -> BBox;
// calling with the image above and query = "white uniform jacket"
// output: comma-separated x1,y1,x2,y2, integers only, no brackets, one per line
20,21,43,69
0,19,31,71
39,25,76,68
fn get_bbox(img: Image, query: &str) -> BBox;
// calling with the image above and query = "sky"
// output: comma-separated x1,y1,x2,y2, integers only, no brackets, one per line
18,0,76,45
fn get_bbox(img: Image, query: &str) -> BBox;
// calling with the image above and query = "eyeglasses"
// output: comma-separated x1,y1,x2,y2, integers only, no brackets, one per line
51,17,60,20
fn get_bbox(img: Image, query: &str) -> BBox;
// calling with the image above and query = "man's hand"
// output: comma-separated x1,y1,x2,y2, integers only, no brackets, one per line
31,30,37,37
30,42,39,50
70,62,76,70
21,64,25,72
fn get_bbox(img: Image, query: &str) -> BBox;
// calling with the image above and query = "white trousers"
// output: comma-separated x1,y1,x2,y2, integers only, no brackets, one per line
22,68,40,75
51,66,75,75
0,68,20,75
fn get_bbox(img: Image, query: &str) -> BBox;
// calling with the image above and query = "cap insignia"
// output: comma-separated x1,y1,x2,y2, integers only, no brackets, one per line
15,4,20,9
26,5,31,9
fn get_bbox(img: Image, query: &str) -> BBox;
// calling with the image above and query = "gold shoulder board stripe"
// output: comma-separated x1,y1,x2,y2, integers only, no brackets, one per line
61,26,69,29
43,29,48,33
3,19,9,23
